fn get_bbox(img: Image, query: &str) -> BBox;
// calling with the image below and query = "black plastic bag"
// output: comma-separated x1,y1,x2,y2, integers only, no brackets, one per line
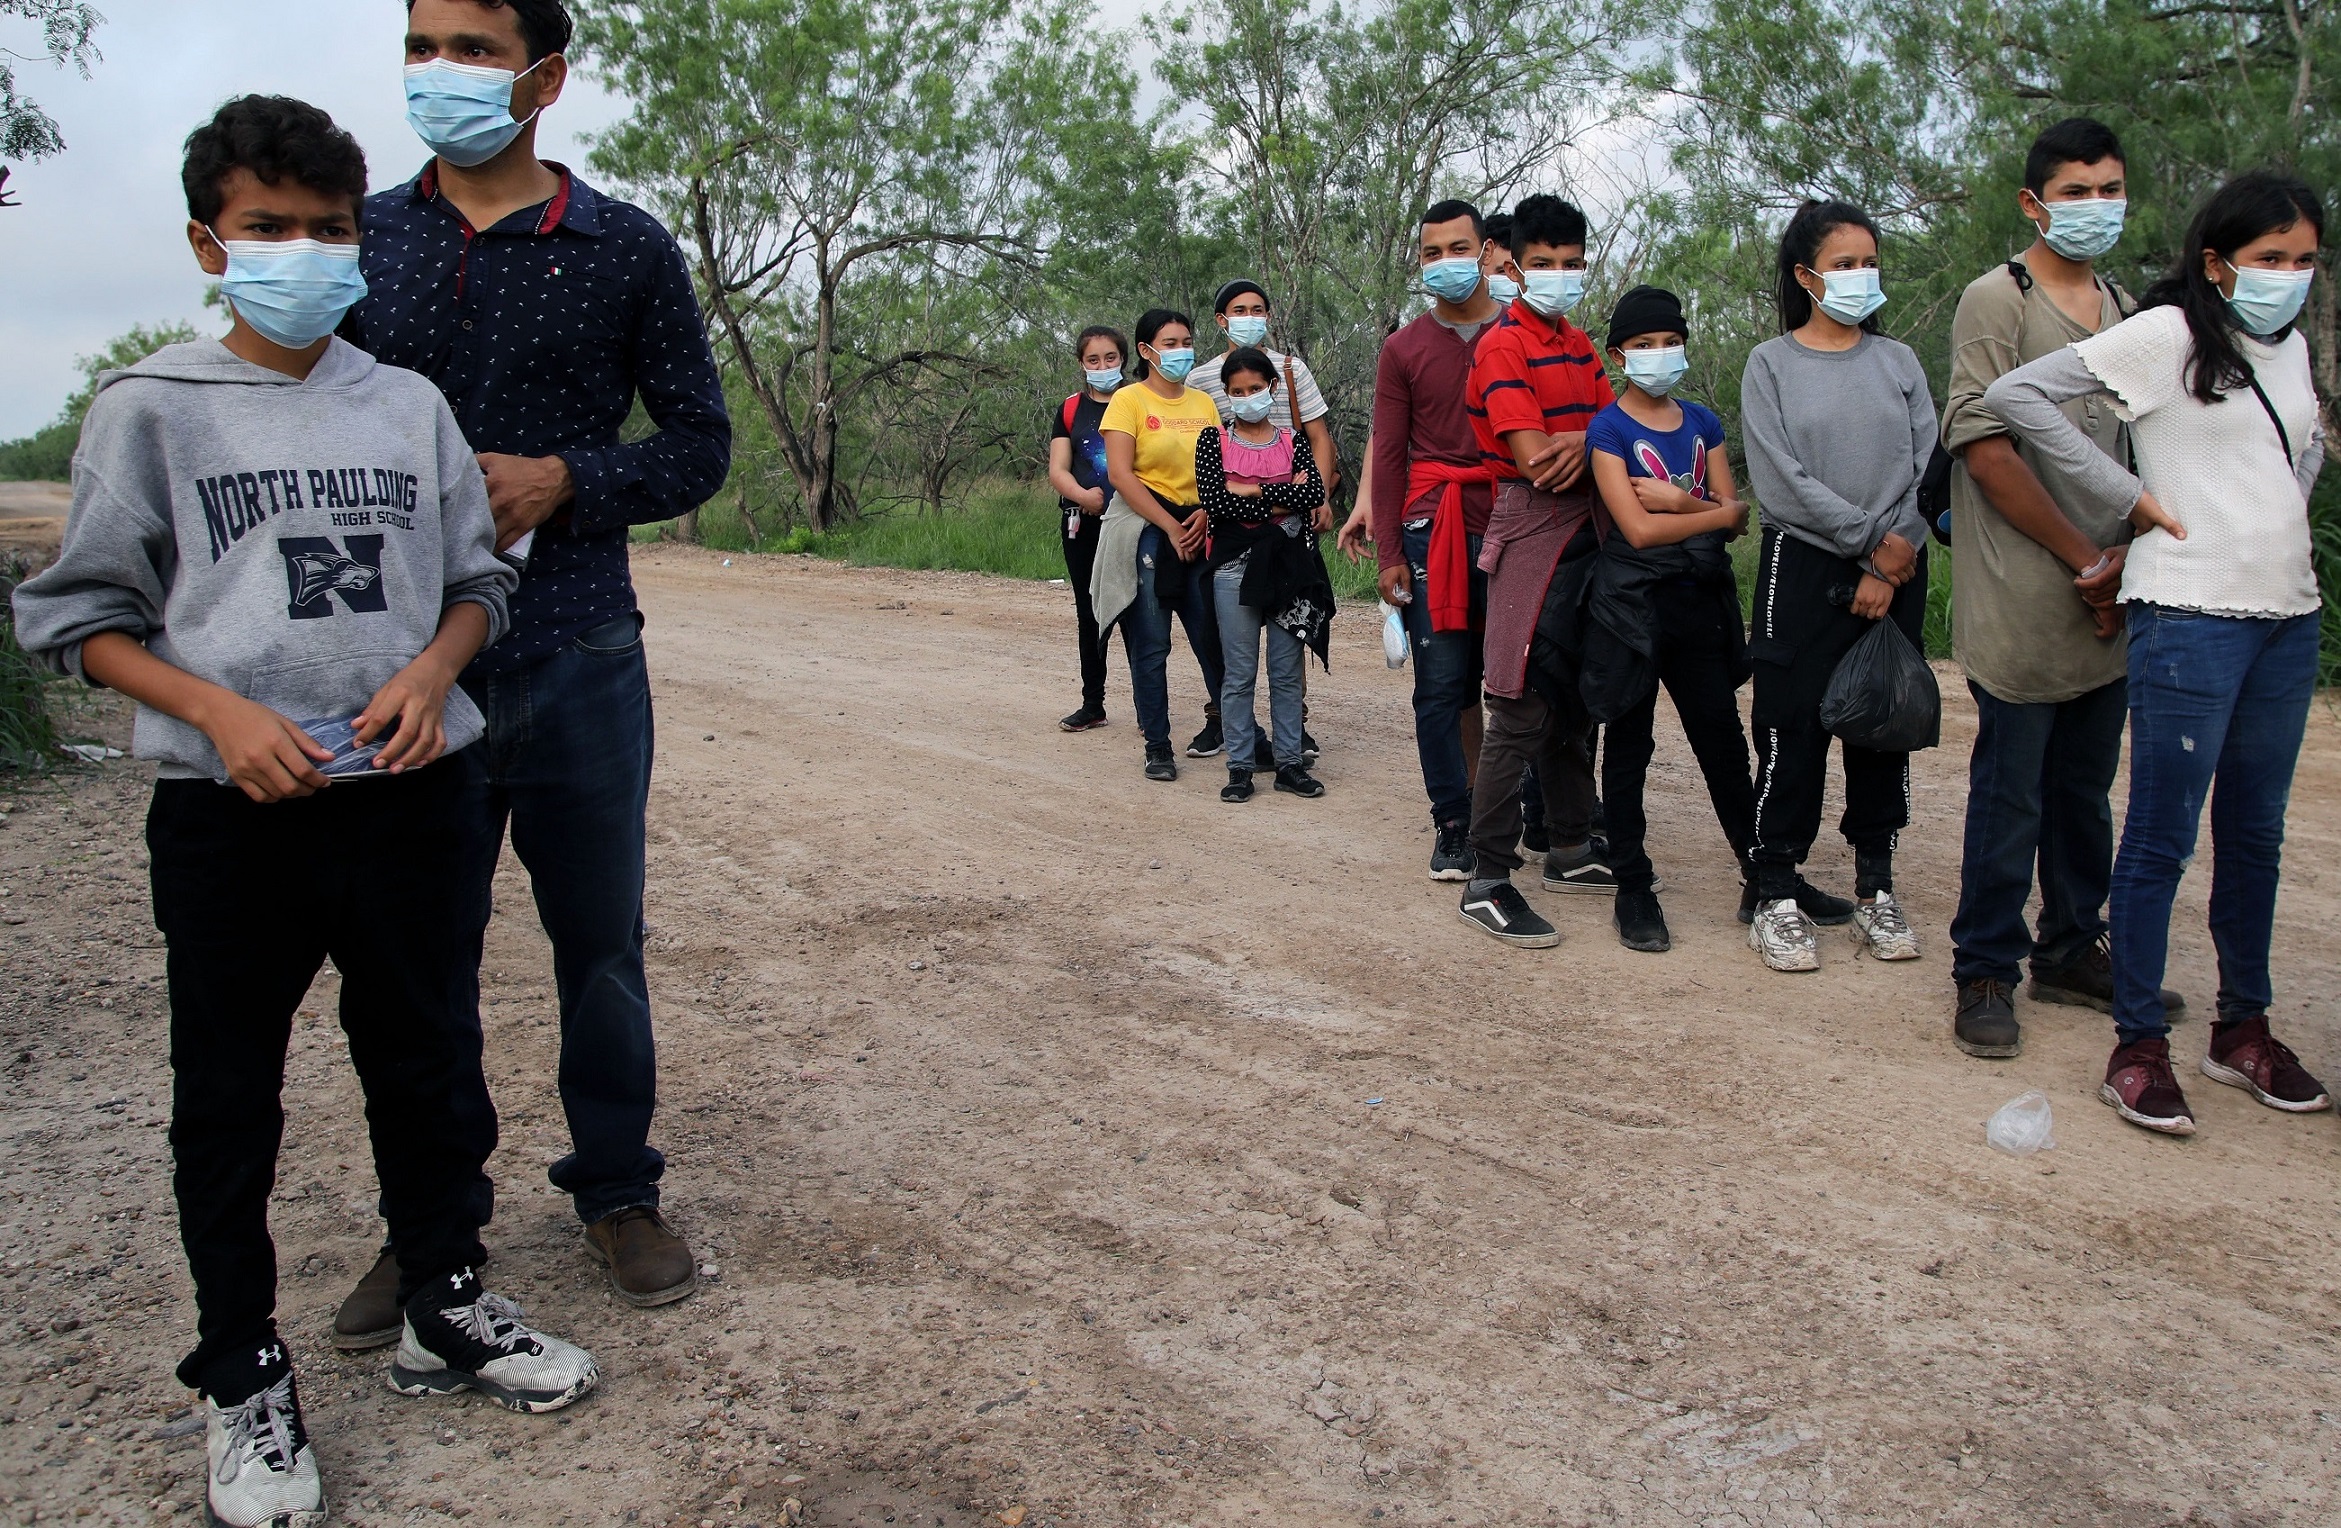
1818,617,1940,752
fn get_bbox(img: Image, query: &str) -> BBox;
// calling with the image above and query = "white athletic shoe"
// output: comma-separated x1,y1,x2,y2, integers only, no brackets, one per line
389,1270,599,1414
204,1373,325,1528
1747,897,1820,972
1851,890,1922,961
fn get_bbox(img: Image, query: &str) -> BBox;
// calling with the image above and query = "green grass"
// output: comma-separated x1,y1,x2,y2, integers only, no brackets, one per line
0,554,65,770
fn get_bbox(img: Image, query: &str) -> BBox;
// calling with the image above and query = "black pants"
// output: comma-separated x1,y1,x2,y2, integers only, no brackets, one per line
1748,528,1928,900
151,761,492,1396
1062,515,1108,713
1604,581,1758,895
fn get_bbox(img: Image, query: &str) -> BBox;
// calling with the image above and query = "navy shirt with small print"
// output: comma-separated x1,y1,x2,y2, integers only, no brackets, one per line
341,162,732,674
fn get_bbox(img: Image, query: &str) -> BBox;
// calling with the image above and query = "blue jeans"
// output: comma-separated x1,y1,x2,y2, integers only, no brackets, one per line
1214,559,1306,769
1119,521,1224,750
455,611,665,1223
2108,604,2318,1042
1401,521,1484,826
1949,676,2126,987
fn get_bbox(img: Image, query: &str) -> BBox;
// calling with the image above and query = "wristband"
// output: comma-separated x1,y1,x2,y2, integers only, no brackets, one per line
2077,553,2113,581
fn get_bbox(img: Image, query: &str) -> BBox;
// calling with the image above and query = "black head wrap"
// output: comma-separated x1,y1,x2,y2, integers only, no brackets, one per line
1605,285,1687,348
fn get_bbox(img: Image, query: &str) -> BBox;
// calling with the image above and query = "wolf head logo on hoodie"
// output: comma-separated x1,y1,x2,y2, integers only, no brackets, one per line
278,535,389,619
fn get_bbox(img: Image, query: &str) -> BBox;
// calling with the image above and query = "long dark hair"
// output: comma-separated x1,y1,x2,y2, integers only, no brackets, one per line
1775,199,1882,333
2143,170,2325,403
1130,308,1192,381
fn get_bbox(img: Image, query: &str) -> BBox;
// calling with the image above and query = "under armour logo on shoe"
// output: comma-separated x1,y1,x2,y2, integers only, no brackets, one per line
256,1344,283,1367
448,1272,469,1290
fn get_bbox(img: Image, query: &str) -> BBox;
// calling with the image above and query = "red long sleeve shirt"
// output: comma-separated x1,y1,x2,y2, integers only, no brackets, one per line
1368,311,1495,574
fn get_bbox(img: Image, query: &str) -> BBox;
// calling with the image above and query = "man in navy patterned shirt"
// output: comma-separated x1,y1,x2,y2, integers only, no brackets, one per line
334,0,731,1338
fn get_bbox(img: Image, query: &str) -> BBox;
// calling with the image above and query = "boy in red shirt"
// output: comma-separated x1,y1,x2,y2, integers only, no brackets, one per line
1457,195,1616,948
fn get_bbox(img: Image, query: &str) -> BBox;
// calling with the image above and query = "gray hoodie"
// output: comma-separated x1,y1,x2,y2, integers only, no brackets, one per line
10,338,513,781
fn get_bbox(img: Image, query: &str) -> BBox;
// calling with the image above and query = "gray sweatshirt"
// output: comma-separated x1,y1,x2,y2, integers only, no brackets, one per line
10,338,513,781
1739,331,1936,567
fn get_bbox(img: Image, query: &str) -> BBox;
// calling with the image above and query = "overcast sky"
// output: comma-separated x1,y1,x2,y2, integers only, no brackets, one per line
0,1,631,439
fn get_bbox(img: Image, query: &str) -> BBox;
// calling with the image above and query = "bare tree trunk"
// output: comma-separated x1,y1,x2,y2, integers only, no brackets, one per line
670,507,701,543
735,478,764,548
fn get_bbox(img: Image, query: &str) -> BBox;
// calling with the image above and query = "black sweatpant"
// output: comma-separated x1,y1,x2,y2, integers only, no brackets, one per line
150,758,493,1397
1603,580,1758,895
1061,514,1108,713
1747,527,1928,901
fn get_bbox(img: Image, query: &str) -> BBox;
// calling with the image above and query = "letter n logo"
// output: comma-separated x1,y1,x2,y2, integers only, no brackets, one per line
278,535,388,620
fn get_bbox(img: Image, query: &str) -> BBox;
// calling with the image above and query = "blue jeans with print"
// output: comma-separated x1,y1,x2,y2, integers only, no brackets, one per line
1119,520,1224,751
1214,559,1307,770
2108,604,2319,1043
452,611,665,1224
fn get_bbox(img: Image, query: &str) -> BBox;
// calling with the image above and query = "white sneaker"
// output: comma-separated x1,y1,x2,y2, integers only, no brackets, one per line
1851,890,1922,961
204,1372,325,1528
1747,897,1820,972
389,1270,599,1414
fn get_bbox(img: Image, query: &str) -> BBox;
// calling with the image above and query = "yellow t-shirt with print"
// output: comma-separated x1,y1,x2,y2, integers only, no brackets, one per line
1099,381,1219,508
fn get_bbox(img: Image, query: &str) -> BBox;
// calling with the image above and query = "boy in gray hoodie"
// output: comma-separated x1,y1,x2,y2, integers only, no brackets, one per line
10,96,597,1528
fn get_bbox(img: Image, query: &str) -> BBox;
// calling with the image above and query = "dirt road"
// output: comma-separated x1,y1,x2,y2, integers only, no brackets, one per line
0,481,68,571
7,544,2341,1527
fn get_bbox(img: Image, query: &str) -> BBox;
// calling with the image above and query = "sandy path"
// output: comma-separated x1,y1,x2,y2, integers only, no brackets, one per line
6,542,2341,1527
0,481,68,570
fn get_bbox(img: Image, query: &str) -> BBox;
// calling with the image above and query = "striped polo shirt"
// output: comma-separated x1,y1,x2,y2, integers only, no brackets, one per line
1465,300,1615,479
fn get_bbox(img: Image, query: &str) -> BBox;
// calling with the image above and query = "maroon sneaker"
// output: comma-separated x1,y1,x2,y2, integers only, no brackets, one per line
2100,1037,2196,1136
2200,1015,2332,1113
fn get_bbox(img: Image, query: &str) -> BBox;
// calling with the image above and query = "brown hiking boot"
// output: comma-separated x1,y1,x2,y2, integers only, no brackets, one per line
1953,979,2021,1059
2201,1015,2332,1113
2100,1036,2196,1136
2030,937,2187,1020
332,1246,404,1351
583,1206,699,1308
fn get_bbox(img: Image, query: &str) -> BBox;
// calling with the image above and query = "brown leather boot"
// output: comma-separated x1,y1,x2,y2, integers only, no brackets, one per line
332,1246,404,1351
583,1206,698,1308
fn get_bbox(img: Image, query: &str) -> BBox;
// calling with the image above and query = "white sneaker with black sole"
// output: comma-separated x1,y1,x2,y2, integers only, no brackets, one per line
1458,881,1561,947
389,1269,598,1414
1851,890,1921,961
204,1371,325,1528
1747,897,1820,972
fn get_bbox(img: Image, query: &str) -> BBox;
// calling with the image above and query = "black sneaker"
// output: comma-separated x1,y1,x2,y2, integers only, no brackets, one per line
1301,729,1321,763
1953,979,2022,1059
1429,821,1475,882
1520,820,1551,857
1738,875,1856,926
1143,743,1178,782
1459,882,1560,948
390,1268,598,1415
1614,888,1670,953
1221,769,1254,803
1059,706,1107,732
1187,717,1224,757
1542,847,1618,895
1273,764,1325,798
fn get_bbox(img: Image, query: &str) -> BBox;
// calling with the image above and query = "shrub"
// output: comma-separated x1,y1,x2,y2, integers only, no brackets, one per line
0,552,63,771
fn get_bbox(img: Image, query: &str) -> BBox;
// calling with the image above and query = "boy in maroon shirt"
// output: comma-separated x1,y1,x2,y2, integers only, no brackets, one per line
1457,195,1617,948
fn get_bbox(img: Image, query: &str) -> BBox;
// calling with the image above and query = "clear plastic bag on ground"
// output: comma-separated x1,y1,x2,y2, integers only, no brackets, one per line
1985,1091,2056,1155
1380,600,1409,669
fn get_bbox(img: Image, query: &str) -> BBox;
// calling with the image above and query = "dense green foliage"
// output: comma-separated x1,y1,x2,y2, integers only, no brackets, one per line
0,321,203,480
0,552,63,770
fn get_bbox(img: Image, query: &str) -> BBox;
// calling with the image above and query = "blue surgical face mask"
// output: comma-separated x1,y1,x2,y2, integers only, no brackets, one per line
404,57,545,168
1620,344,1689,397
2037,196,2126,261
1226,390,1275,424
209,232,369,348
1085,367,1123,391
1811,266,1886,325
1420,256,1482,305
1522,268,1587,318
1225,315,1270,346
1487,272,1521,306
1151,346,1196,382
2223,261,2314,336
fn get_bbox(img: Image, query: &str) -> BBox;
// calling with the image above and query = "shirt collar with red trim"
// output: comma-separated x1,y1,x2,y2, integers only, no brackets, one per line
407,158,604,238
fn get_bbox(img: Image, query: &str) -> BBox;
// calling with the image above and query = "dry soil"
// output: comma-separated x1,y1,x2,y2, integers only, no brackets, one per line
6,545,2341,1528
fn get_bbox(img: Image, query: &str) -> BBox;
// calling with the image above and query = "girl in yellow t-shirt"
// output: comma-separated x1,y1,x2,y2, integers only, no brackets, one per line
1101,309,1228,778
